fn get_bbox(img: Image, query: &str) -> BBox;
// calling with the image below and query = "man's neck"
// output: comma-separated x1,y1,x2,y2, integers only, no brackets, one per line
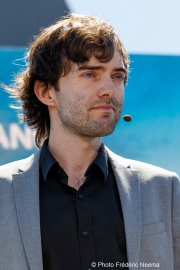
48,132,102,189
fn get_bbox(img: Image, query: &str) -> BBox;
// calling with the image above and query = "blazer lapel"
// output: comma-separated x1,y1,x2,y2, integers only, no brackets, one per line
12,151,43,270
106,148,142,265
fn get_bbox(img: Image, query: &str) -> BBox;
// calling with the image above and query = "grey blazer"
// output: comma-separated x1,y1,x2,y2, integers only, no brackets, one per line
0,147,180,270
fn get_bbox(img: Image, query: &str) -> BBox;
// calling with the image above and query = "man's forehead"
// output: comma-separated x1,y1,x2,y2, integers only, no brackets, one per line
71,50,125,72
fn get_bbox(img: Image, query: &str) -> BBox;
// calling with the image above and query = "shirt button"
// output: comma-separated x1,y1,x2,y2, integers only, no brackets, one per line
78,194,84,200
82,231,88,237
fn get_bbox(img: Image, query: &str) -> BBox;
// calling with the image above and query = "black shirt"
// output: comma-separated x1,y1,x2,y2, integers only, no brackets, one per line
39,140,128,270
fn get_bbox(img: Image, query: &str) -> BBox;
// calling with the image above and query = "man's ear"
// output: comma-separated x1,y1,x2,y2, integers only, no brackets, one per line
34,80,56,106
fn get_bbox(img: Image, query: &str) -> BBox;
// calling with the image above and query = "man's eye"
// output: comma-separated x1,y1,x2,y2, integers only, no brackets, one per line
114,75,124,81
83,73,94,78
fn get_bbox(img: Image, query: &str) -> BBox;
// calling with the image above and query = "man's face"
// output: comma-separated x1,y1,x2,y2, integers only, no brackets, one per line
54,49,126,138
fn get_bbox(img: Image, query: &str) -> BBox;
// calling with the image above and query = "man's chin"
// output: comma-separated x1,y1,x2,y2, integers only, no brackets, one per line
86,126,116,137
72,117,119,137
88,119,118,137
101,129,115,137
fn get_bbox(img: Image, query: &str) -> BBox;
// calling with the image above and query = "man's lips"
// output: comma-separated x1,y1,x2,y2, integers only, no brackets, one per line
90,105,114,112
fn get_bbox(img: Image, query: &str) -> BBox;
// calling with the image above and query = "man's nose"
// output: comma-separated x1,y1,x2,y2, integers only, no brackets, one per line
97,76,118,98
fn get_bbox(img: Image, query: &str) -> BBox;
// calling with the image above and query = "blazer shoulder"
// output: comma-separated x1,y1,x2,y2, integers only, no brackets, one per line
105,146,179,180
129,158,179,180
0,150,40,181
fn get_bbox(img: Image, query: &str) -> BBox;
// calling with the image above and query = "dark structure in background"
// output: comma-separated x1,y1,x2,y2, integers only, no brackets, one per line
0,0,69,46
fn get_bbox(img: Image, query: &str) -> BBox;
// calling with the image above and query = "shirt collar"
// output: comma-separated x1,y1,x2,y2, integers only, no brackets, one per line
85,143,108,183
40,139,58,181
40,140,108,183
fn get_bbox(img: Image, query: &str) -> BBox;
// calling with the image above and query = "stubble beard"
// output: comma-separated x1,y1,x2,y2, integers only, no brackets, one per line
58,97,123,138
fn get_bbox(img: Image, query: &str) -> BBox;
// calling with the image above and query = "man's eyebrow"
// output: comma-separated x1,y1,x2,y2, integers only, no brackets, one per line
77,65,127,74
78,65,105,71
113,67,127,74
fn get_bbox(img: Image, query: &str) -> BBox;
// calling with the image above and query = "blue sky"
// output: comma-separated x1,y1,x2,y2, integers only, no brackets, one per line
65,0,180,55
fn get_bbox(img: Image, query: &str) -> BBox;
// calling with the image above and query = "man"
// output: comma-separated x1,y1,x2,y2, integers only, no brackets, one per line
0,14,180,270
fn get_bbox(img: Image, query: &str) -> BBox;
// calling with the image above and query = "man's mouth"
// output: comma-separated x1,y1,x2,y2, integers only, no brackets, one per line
91,105,114,113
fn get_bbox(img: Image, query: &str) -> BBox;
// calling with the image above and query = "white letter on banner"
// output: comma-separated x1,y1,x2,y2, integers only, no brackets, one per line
0,123,10,149
9,123,33,150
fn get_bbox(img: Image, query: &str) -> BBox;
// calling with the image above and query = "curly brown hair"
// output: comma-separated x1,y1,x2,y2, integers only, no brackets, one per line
6,13,129,147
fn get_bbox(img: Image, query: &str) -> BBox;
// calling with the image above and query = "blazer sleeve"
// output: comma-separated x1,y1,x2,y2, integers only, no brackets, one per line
172,173,180,269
